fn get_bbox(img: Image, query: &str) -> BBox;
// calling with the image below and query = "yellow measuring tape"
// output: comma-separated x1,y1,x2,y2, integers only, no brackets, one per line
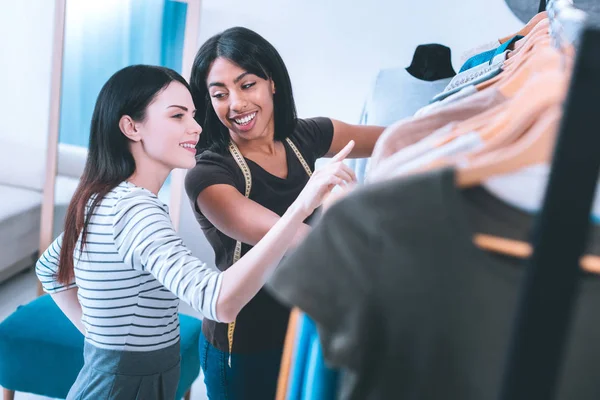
226,137,312,367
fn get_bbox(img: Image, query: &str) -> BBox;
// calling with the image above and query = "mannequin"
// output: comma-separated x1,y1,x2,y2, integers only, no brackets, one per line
406,43,456,81
349,44,456,182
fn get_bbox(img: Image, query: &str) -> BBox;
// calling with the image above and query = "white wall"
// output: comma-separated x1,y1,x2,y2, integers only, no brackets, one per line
0,1,55,191
197,0,523,123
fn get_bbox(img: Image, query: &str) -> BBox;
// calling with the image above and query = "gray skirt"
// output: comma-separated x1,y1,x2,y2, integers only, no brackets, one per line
67,340,181,400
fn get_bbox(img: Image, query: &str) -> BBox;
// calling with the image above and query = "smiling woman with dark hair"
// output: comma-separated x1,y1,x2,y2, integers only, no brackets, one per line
34,63,353,400
185,26,385,399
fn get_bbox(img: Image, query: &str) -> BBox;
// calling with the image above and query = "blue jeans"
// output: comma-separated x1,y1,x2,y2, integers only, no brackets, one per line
199,332,283,400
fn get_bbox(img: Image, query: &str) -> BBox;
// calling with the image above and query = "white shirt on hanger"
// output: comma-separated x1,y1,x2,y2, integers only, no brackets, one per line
483,164,600,221
391,131,484,177
366,124,455,183
367,131,484,182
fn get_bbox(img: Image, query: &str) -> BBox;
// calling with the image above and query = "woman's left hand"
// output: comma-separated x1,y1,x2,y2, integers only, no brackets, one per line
322,183,357,212
291,141,357,217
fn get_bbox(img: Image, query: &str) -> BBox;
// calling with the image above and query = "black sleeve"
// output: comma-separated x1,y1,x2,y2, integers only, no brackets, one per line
266,194,382,370
292,117,335,162
184,152,243,212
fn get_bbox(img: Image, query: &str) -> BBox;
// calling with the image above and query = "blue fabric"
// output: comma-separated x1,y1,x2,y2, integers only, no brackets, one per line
287,314,315,400
286,313,339,400
0,294,202,399
199,331,282,399
458,48,498,73
59,0,186,148
161,0,187,73
300,326,340,400
177,314,203,400
459,35,524,72
0,295,83,397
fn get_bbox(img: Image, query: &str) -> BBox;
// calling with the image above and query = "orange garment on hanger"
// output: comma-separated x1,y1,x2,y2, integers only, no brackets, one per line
474,19,551,92
276,308,301,400
431,45,562,152
477,34,552,91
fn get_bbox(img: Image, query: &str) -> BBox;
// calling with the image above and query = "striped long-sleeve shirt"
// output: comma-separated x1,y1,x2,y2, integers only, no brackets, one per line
35,181,223,351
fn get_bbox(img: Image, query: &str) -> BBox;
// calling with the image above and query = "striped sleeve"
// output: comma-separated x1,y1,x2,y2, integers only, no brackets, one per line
112,188,223,322
35,233,78,293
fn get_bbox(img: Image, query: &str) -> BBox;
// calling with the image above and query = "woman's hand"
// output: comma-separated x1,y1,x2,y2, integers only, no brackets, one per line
321,183,357,212
291,140,357,217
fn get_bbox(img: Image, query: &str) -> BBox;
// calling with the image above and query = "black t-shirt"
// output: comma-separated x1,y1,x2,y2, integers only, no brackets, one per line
267,167,600,400
184,117,334,353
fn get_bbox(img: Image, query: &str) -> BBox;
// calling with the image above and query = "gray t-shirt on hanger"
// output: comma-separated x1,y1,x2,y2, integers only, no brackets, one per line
267,167,600,400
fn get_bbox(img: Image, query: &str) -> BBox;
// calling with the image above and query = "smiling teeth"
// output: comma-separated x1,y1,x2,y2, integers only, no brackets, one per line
180,143,195,148
235,112,256,125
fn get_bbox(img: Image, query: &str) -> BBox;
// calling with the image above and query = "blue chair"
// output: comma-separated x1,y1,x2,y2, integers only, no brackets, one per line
0,294,202,400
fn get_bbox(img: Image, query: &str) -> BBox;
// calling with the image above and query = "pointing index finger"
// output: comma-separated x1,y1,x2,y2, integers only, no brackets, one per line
331,140,355,163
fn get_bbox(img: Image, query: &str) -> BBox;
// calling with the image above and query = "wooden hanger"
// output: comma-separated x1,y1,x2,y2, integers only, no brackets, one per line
499,11,548,43
474,235,600,273
456,105,600,272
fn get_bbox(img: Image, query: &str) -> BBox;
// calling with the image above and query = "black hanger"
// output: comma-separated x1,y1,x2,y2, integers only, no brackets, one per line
405,43,456,81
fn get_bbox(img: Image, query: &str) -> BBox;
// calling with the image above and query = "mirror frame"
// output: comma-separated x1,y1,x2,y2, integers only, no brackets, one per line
38,0,202,294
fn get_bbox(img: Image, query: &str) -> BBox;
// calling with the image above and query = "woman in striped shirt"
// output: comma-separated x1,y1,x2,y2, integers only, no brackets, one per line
35,64,355,400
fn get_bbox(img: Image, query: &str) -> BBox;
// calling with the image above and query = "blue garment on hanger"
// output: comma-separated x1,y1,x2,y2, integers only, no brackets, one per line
459,35,524,72
287,314,312,400
286,313,340,400
301,336,340,400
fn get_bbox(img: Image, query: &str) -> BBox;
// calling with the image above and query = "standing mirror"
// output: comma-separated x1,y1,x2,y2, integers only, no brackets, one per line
39,0,201,294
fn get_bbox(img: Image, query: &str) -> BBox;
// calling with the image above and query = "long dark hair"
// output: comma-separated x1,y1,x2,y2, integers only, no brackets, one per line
190,26,298,154
57,65,190,284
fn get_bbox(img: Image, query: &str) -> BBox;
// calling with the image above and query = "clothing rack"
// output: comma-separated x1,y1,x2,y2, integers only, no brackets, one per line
498,2,600,399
